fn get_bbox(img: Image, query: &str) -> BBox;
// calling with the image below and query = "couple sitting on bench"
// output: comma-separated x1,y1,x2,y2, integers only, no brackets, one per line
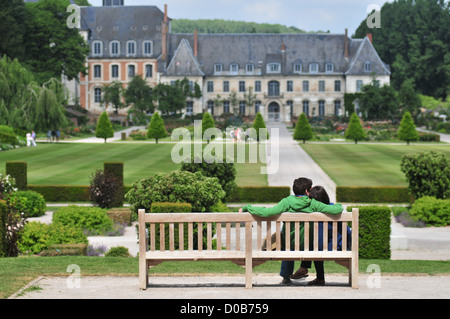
240,177,351,286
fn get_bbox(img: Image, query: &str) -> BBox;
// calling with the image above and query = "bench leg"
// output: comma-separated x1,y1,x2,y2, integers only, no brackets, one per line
350,258,359,289
139,259,148,290
245,222,253,289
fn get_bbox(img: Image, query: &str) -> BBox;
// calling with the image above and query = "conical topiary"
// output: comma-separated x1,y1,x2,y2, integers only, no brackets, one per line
95,111,114,143
147,111,167,144
293,113,313,143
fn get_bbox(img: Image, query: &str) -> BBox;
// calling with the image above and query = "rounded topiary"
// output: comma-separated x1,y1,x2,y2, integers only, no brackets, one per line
6,190,46,218
105,246,130,257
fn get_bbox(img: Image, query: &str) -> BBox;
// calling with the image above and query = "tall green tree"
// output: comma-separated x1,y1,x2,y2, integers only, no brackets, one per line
153,83,186,115
252,112,269,142
399,79,422,117
354,0,450,99
95,111,114,143
398,111,418,145
102,81,124,114
34,79,68,132
23,0,89,84
147,111,167,144
293,113,313,143
0,0,26,62
345,113,366,144
359,81,399,120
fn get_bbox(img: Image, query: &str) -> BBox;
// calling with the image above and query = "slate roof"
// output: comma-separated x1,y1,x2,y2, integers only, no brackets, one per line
80,5,168,59
166,33,390,77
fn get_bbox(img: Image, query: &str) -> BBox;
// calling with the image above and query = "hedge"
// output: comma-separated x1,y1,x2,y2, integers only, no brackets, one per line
229,186,291,203
0,200,6,257
104,162,124,207
27,185,91,202
6,161,27,191
337,186,412,203
347,205,391,259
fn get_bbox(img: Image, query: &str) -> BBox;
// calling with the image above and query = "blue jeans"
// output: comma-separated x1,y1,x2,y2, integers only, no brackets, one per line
280,260,295,278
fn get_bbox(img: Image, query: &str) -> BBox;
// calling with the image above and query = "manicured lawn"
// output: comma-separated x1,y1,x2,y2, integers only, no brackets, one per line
0,142,267,187
300,144,450,187
1,256,449,299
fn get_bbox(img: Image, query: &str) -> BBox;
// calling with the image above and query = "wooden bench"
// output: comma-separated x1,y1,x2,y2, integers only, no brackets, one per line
138,208,359,289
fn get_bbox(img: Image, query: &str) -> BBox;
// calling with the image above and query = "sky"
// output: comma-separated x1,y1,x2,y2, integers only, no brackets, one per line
88,0,392,35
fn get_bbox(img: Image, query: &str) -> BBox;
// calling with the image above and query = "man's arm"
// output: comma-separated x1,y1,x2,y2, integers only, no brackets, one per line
310,199,343,214
241,198,290,217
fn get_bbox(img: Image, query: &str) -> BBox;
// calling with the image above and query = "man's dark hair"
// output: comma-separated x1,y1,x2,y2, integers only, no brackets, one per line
292,177,312,196
309,186,330,205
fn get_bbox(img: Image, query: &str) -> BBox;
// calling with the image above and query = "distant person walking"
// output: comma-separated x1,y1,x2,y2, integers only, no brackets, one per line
31,130,37,147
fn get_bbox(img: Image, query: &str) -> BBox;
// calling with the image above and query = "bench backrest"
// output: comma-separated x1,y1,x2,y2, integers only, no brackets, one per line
138,209,359,256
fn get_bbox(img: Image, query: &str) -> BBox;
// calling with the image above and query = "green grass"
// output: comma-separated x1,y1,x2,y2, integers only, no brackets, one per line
1,256,449,299
0,142,267,187
300,144,450,187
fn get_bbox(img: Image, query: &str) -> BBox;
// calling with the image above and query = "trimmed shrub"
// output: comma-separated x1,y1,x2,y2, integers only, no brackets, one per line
400,151,450,199
6,190,46,218
347,205,391,259
27,185,90,202
6,161,27,191
125,171,225,214
52,206,114,236
107,207,132,226
105,246,130,257
18,221,88,255
228,186,290,203
40,243,87,256
345,113,366,144
336,186,412,203
104,162,124,207
181,154,236,201
293,113,313,143
409,196,450,226
95,111,114,143
151,202,192,213
147,111,167,143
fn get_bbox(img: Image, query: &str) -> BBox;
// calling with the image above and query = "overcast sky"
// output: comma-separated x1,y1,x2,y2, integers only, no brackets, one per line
88,0,391,35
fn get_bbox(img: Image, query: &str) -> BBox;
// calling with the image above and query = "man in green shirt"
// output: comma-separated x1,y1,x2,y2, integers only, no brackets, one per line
239,177,343,284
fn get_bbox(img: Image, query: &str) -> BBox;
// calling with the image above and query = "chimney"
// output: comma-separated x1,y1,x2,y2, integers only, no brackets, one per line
366,33,373,44
194,30,198,58
344,28,349,59
161,4,168,61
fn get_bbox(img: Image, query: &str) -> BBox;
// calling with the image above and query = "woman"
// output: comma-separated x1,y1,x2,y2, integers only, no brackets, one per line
290,185,351,286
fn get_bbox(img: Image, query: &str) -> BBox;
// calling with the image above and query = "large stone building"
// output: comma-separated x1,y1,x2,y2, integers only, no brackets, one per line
71,1,390,122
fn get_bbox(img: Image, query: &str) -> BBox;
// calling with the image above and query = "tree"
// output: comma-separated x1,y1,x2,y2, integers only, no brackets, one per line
147,111,167,144
102,81,124,114
0,0,26,62
153,83,186,115
399,79,421,117
398,111,418,145
252,112,269,142
123,75,153,124
95,111,114,143
22,0,89,84
345,113,366,144
34,79,68,132
359,81,399,120
201,112,215,142
293,113,313,143
354,0,450,99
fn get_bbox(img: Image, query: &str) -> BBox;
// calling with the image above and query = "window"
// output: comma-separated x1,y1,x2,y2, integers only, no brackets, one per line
110,41,120,56
246,64,254,73
223,81,229,92
239,101,246,115
325,63,334,73
145,64,153,78
143,41,152,56
223,101,230,114
239,81,245,92
255,101,261,114
128,65,135,78
334,100,341,116
319,100,325,116
287,80,293,92
303,101,309,116
334,80,341,92
207,100,214,115
293,63,302,73
319,80,325,92
268,81,280,96
309,63,319,73
267,63,281,73
111,65,119,79
207,81,214,92
356,80,363,92
93,65,101,78
186,101,193,115
302,80,309,92
364,62,372,72
93,41,102,56
94,88,102,103
214,64,223,73
230,63,239,73
127,41,136,56
255,81,261,92
287,100,293,118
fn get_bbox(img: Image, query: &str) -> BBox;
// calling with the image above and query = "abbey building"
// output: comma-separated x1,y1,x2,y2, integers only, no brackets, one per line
69,1,391,122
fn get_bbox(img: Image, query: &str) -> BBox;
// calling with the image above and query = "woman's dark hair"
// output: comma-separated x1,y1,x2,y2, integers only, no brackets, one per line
292,177,312,195
309,186,330,204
